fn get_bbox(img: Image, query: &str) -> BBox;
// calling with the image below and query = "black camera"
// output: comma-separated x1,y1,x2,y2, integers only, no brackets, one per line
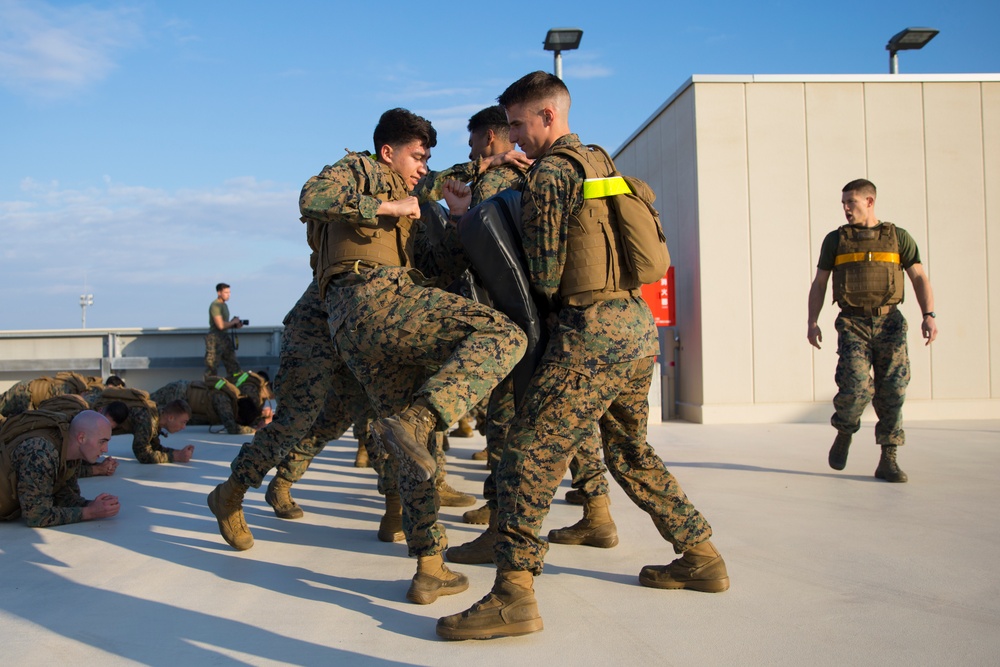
241,319,250,326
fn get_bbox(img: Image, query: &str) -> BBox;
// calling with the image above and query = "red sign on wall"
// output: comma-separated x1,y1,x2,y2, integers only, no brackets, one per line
640,266,675,326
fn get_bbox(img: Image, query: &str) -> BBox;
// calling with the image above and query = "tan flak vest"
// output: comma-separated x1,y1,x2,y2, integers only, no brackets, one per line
229,371,271,405
94,387,157,436
27,372,101,408
0,410,75,520
832,223,905,310
548,143,640,307
187,377,240,423
309,154,415,295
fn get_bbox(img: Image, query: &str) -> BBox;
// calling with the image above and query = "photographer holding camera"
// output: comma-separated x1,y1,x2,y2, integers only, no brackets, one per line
205,282,244,377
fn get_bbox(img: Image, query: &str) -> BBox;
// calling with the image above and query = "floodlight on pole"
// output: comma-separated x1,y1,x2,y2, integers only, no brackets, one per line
886,27,939,74
80,293,93,328
543,28,583,80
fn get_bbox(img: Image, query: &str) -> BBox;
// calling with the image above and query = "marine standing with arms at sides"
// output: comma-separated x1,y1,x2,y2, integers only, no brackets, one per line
437,72,729,641
807,178,938,482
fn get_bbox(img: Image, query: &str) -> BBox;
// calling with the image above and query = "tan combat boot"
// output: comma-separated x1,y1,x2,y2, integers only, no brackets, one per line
449,417,474,438
354,441,370,468
406,553,469,605
875,445,908,482
265,475,303,519
462,503,491,524
547,494,619,548
207,476,253,551
828,432,852,470
370,399,437,482
378,493,405,543
436,569,543,640
471,448,488,461
639,539,730,592
437,478,476,507
446,514,497,564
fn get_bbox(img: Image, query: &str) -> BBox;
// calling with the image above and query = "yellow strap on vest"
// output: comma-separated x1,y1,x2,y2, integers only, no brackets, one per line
232,372,249,387
582,177,631,199
214,379,227,390
834,251,900,266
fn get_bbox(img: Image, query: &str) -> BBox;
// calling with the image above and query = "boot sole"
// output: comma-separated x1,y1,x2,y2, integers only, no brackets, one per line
547,534,619,548
406,579,470,605
378,529,405,543
207,488,254,551
436,618,543,640
638,574,730,593
439,496,478,508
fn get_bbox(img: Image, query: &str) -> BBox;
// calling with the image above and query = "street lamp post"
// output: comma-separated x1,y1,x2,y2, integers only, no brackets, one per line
80,293,93,328
543,28,583,80
886,27,939,74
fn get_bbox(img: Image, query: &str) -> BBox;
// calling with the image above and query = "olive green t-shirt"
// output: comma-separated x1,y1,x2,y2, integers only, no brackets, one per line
208,300,230,331
817,222,921,271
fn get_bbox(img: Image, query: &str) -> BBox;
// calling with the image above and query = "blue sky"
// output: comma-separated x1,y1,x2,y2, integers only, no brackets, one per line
2,0,997,330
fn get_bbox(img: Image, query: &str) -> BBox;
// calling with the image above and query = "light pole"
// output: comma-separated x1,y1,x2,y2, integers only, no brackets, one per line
886,27,939,74
543,28,583,80
80,293,93,328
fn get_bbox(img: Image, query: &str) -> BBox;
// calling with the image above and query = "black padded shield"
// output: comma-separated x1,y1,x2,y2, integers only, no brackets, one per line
458,189,547,407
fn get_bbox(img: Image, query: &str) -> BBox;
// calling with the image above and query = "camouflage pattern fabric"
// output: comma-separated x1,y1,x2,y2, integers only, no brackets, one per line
205,330,241,377
0,382,33,418
229,279,378,490
832,308,910,445
492,134,712,574
6,436,86,526
127,405,177,464
471,163,525,205
150,380,248,435
325,270,525,557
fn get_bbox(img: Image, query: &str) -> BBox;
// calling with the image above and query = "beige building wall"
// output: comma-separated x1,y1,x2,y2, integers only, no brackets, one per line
615,74,1000,423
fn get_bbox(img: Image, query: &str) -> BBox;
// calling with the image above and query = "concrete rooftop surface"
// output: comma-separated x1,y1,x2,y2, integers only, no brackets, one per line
2,419,999,666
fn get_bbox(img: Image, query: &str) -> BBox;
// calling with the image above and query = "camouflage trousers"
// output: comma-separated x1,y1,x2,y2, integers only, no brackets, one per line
480,376,609,510
326,267,526,557
0,382,32,418
494,356,712,574
231,280,381,489
832,308,910,446
205,330,241,377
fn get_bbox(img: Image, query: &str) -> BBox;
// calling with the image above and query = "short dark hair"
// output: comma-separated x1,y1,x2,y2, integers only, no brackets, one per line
102,401,130,426
467,105,510,139
498,71,569,109
843,179,876,198
104,375,126,388
236,397,262,426
162,399,191,417
373,108,437,155
216,283,230,293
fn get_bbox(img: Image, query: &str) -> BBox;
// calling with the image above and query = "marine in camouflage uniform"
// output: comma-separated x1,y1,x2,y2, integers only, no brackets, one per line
150,379,253,435
300,109,525,605
0,411,117,527
205,285,242,377
439,74,726,641
0,372,103,418
808,179,938,482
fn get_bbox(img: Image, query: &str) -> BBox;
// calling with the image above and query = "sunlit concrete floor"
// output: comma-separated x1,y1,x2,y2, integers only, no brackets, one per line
2,419,999,666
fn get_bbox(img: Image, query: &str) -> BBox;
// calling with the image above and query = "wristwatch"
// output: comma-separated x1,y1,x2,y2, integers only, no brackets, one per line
923,312,936,318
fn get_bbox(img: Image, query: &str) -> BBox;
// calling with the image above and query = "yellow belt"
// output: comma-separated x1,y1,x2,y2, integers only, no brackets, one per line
834,251,900,266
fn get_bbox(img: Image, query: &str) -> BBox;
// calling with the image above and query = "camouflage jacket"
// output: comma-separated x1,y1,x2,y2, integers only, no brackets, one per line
300,151,466,292
6,435,86,527
472,163,525,206
522,134,658,369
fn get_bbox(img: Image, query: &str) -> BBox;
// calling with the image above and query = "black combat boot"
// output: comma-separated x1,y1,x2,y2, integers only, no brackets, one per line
875,445,908,482
828,432,852,470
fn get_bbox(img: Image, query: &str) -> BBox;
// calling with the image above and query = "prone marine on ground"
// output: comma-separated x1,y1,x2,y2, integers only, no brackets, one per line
1,409,120,527
807,178,938,482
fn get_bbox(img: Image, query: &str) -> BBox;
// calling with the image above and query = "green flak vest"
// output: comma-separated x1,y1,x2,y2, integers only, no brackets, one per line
832,222,905,309
548,143,639,307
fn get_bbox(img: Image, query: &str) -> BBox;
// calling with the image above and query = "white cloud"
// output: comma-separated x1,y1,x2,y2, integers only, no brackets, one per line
0,0,142,98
